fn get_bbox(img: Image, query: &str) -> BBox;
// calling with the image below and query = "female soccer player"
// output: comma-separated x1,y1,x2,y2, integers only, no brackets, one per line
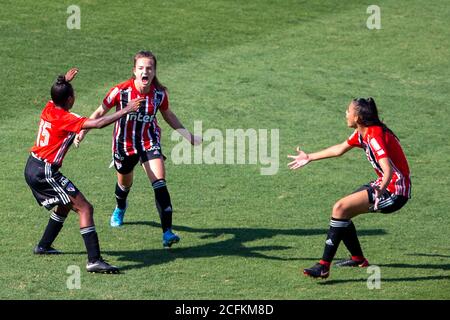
288,97,411,279
75,51,201,248
25,69,143,273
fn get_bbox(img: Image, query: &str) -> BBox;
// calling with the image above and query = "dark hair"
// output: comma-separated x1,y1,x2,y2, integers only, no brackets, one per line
51,75,74,108
133,50,167,91
353,97,399,139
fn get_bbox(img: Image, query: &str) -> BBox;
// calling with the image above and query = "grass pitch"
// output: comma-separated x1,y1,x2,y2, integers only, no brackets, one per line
0,0,449,299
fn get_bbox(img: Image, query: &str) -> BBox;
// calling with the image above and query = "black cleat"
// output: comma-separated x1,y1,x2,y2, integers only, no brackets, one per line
33,245,62,255
86,258,120,274
335,257,369,267
303,263,330,279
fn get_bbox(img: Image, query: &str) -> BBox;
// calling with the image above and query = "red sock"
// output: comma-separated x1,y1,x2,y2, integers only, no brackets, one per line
351,255,365,262
319,260,331,268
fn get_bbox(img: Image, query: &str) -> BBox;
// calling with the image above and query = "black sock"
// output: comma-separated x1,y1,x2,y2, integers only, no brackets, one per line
152,179,172,233
115,183,130,209
342,221,364,259
80,226,101,263
321,218,351,263
38,212,66,248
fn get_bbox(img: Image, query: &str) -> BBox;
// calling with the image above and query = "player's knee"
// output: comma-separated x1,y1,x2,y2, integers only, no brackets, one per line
79,201,94,217
332,201,346,218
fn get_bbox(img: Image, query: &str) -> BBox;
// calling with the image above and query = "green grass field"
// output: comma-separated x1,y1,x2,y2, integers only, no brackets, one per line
0,0,449,299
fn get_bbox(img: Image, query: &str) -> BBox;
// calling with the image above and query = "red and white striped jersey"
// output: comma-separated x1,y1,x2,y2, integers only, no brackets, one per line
31,101,87,166
102,79,169,156
347,126,411,198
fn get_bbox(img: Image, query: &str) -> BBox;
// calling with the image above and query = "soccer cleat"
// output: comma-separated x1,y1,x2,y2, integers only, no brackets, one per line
33,245,62,255
303,263,330,279
335,257,370,267
162,229,180,248
86,258,119,274
110,205,127,227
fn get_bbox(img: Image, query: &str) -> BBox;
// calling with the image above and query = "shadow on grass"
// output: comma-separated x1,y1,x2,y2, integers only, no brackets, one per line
318,275,450,285
406,253,450,259
377,263,450,271
100,221,386,271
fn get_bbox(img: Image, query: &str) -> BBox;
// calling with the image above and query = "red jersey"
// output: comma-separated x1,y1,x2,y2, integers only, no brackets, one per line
102,79,169,156
347,126,411,198
31,101,87,166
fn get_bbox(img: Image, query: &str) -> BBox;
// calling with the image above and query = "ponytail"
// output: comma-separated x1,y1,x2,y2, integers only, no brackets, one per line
50,75,73,108
353,97,399,140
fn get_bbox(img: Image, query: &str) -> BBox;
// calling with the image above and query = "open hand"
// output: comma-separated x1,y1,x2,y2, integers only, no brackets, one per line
373,186,382,211
287,146,310,170
74,130,87,148
65,68,79,82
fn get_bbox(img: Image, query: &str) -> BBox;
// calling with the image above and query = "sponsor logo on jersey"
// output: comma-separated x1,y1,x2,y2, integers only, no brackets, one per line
42,197,59,207
114,153,124,160
153,90,163,107
128,113,155,123
59,177,69,187
146,145,161,152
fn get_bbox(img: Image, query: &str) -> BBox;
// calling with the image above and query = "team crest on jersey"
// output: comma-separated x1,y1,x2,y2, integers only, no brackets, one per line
153,90,164,108
66,183,76,192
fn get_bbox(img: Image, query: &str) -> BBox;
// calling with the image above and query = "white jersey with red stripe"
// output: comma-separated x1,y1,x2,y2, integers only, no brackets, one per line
347,126,411,198
30,101,87,166
102,79,169,157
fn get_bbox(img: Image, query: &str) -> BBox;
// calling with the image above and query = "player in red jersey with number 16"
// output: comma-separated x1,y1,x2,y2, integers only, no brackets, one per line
24,68,143,273
288,97,411,279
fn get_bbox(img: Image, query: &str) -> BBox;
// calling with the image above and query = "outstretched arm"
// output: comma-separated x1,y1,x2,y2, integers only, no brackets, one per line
74,104,111,147
82,97,144,129
287,141,352,170
160,107,202,145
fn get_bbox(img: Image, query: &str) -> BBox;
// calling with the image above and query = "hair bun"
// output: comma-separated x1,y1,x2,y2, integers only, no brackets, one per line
56,75,66,84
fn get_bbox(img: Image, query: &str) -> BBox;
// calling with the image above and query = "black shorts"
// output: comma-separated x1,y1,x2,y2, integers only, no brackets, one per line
24,154,79,210
354,183,408,214
112,147,166,175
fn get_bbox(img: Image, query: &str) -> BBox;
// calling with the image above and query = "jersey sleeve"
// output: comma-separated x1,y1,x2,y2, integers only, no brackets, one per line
346,130,361,147
368,130,389,161
159,90,169,111
59,112,88,133
102,86,120,109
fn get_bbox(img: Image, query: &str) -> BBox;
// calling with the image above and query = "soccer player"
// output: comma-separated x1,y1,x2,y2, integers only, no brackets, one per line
75,51,201,248
288,97,411,279
24,69,143,273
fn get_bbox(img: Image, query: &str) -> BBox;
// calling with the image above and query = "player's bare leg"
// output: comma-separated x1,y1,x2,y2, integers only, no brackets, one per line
304,190,371,279
142,158,180,248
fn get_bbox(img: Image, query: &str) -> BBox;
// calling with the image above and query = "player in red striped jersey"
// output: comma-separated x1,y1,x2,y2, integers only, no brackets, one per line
288,97,411,279
25,69,143,273
75,51,201,247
